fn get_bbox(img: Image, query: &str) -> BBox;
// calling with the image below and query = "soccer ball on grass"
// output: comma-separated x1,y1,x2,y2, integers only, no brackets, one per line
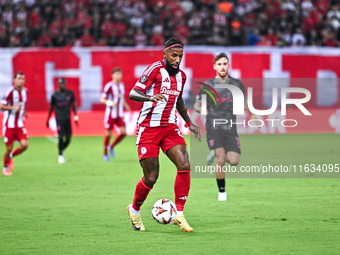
151,199,177,224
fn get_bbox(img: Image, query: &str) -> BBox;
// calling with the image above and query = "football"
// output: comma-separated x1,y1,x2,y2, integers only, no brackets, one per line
151,199,177,224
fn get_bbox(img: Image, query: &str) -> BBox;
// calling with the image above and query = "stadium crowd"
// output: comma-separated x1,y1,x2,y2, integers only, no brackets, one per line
0,0,339,48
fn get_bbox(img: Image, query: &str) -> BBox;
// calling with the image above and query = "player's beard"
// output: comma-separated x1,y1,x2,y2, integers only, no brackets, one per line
165,59,180,76
218,70,228,79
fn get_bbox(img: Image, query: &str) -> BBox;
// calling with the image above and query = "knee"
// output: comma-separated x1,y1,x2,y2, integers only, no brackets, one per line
216,159,225,167
177,160,190,171
21,141,29,151
227,158,239,166
144,171,159,186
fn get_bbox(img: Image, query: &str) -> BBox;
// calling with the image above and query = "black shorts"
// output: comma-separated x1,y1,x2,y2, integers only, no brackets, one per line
56,119,72,138
206,130,241,154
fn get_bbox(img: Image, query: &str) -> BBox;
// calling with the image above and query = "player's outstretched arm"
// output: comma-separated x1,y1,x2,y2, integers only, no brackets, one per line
176,97,201,142
129,88,167,102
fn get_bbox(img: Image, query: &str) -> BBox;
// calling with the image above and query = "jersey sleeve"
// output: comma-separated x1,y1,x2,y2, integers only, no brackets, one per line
238,80,247,99
101,83,111,99
71,91,75,104
2,88,13,106
51,94,56,107
132,64,158,93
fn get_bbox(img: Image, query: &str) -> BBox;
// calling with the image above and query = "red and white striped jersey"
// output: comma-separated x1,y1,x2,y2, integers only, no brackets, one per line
133,60,187,127
1,86,27,128
101,81,125,120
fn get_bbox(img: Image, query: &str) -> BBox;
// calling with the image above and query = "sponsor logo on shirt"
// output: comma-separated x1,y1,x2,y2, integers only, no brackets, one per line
160,87,180,96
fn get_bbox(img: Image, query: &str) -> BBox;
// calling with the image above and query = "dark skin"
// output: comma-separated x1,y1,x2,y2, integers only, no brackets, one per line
129,47,201,187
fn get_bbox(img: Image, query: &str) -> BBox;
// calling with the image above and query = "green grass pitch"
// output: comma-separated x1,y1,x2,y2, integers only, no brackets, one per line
0,134,339,254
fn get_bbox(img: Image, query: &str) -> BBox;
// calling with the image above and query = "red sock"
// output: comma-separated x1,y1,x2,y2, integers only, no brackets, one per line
3,156,10,168
132,178,153,211
104,135,110,154
174,170,191,211
111,134,126,148
12,147,22,157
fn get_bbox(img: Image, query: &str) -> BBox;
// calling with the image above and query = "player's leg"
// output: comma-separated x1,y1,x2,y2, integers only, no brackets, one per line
110,119,126,158
128,157,159,231
61,120,72,151
111,122,126,148
166,144,193,232
103,128,111,161
3,142,13,176
215,147,227,200
57,121,66,163
206,132,216,165
11,127,29,158
217,134,241,201
11,138,28,159
226,151,240,166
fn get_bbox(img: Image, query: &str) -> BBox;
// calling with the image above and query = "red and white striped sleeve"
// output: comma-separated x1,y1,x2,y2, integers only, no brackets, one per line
133,61,162,93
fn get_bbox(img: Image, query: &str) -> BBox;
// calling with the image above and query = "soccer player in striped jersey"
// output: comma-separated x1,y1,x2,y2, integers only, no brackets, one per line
127,39,201,232
1,72,29,176
100,67,130,161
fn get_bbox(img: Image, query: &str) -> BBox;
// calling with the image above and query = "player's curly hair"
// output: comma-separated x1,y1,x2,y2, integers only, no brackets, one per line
164,38,183,51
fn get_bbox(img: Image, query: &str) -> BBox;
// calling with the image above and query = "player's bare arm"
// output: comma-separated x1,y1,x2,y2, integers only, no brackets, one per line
72,102,78,127
1,104,21,112
176,97,201,142
129,88,167,102
100,97,117,107
46,104,54,128
193,102,201,113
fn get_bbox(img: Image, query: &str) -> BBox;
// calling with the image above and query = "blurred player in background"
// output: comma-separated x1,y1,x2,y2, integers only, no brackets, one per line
46,78,78,164
127,39,201,232
194,53,258,201
1,72,29,176
100,67,130,161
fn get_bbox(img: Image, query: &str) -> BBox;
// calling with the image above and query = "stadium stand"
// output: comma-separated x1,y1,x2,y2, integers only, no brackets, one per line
0,0,339,47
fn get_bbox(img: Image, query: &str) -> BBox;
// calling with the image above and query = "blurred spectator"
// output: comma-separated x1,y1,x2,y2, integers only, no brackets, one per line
292,27,307,46
79,29,94,47
248,27,261,46
134,29,147,47
150,27,164,46
38,31,52,47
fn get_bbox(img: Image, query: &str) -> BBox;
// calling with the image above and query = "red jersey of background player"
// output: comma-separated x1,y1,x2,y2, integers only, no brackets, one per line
2,86,27,129
133,60,187,127
102,80,125,122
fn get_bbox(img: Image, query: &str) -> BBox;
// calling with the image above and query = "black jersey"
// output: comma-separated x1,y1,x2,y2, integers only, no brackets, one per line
196,77,246,133
51,90,75,120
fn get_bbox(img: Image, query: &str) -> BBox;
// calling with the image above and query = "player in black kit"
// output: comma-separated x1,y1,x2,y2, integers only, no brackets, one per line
194,53,258,201
46,78,78,163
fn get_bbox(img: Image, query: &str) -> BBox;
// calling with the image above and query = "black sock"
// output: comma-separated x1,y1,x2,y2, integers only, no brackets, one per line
216,178,225,192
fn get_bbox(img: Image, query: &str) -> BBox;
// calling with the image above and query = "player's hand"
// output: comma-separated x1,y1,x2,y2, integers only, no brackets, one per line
74,115,79,127
150,93,167,102
251,115,262,128
13,104,21,112
189,124,201,142
24,112,28,118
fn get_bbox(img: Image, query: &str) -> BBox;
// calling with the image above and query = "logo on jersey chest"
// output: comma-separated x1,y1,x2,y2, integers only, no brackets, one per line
160,87,180,96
